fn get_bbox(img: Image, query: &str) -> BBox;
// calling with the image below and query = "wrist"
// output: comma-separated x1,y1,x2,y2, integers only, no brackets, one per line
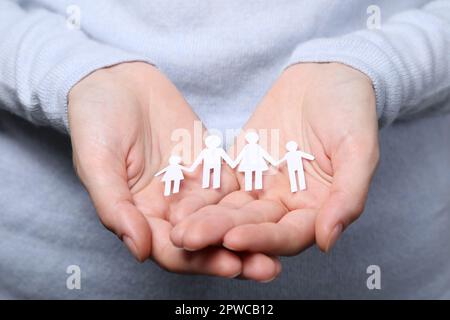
286,62,373,86
68,61,157,104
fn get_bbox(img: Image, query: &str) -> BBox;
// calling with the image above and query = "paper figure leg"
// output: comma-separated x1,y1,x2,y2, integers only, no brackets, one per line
212,166,221,189
202,167,211,188
298,171,306,191
164,181,171,196
173,179,181,194
255,170,263,190
244,171,253,191
288,169,298,193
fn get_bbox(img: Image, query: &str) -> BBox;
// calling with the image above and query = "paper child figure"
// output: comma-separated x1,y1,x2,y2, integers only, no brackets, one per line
190,135,234,189
277,141,315,192
155,155,190,196
232,132,277,191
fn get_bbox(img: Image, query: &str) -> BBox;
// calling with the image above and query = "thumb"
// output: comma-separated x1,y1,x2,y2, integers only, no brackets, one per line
75,151,152,262
315,137,379,252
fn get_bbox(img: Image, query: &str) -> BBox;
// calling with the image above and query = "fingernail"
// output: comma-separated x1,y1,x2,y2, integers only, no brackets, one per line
275,259,282,275
223,242,238,251
228,271,242,279
259,276,277,284
326,224,343,253
183,246,199,252
123,235,140,261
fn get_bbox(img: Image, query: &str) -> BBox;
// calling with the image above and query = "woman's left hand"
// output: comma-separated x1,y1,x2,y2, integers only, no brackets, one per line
170,62,379,264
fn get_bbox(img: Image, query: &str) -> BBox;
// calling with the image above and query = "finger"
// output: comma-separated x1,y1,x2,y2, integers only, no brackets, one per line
223,209,316,256
169,169,239,225
218,191,255,208
173,200,287,251
169,191,254,246
168,185,239,225
147,217,242,278
239,253,282,282
315,137,379,252
80,160,152,262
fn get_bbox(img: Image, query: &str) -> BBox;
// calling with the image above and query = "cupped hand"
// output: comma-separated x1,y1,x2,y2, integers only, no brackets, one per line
171,62,379,259
68,62,280,280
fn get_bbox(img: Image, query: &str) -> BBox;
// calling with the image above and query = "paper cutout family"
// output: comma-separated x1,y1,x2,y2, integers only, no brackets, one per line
155,132,315,196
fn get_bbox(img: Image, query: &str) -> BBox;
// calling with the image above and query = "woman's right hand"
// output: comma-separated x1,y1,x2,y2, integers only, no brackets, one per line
68,62,281,281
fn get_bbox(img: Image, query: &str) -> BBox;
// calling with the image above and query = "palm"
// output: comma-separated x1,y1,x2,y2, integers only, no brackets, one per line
171,63,379,257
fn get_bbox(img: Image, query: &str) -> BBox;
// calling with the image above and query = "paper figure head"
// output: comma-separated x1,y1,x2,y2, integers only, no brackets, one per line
169,155,182,165
245,132,259,144
286,141,298,152
205,135,222,148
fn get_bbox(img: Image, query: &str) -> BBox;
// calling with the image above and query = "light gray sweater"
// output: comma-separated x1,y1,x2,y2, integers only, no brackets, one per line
0,0,450,299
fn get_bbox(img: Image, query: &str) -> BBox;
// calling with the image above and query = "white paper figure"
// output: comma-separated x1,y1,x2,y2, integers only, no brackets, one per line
232,132,277,191
277,141,315,192
189,135,234,189
155,155,190,196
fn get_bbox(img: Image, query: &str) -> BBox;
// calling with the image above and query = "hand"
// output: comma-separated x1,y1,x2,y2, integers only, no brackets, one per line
68,62,281,280
171,63,379,261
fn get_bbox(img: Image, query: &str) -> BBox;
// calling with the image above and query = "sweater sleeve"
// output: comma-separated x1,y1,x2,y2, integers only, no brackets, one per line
287,0,450,127
0,0,151,132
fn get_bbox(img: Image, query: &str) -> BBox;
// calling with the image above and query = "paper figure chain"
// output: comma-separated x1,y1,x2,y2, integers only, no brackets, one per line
155,133,315,196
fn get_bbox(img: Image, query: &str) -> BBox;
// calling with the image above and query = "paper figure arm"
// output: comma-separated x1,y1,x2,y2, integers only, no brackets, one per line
261,147,278,166
300,151,315,161
154,167,168,177
275,154,288,167
230,149,245,169
219,149,235,167
188,151,205,172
